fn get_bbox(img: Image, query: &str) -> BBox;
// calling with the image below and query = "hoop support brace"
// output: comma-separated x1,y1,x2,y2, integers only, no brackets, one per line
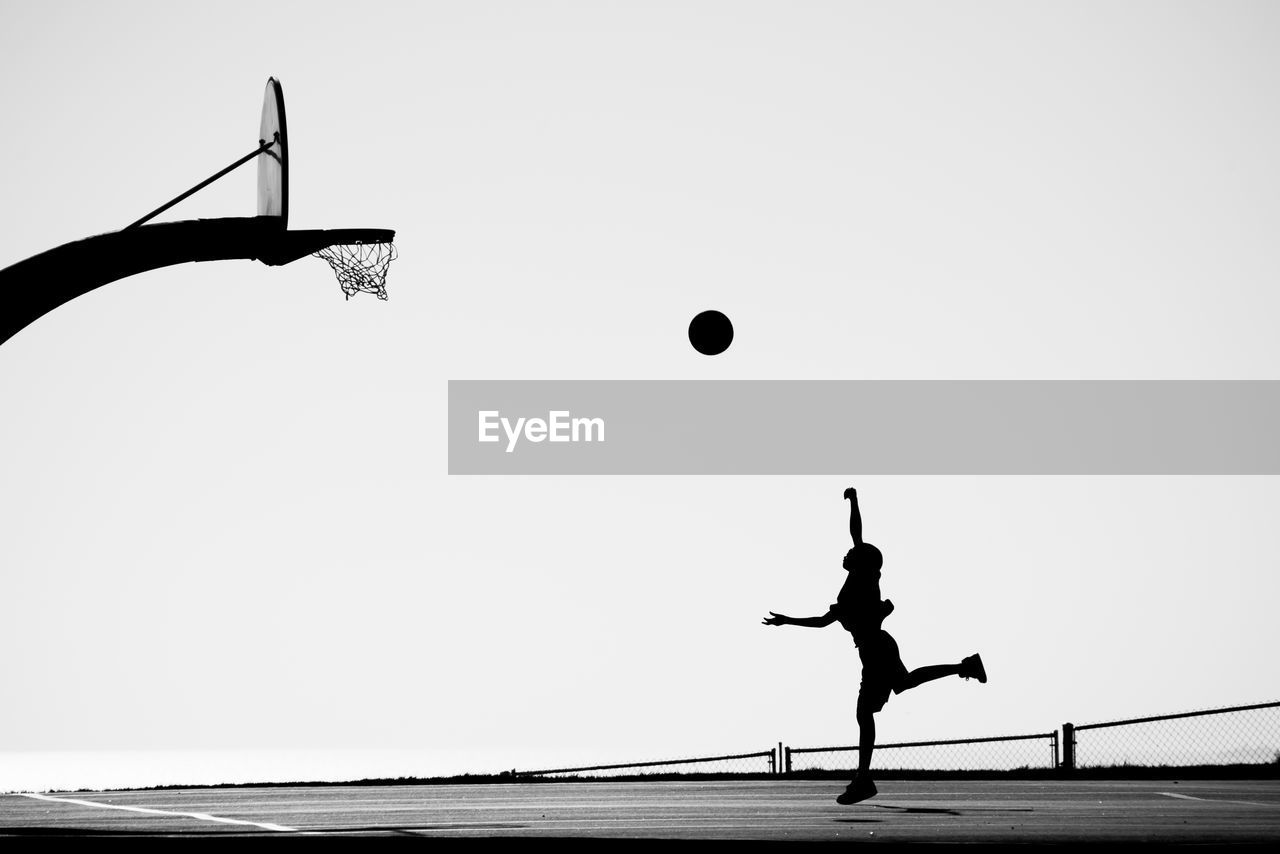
125,135,279,231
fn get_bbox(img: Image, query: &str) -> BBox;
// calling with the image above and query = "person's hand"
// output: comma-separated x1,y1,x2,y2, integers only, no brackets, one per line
762,612,788,626
844,487,857,500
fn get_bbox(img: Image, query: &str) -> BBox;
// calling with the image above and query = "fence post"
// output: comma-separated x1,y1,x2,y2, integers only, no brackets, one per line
1061,723,1075,773
784,746,792,776
776,743,782,777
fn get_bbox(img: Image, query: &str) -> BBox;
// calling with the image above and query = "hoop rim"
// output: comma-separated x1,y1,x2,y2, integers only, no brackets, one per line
259,227,396,266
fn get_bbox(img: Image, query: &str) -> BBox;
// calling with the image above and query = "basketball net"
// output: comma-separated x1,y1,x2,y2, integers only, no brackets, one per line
313,240,397,300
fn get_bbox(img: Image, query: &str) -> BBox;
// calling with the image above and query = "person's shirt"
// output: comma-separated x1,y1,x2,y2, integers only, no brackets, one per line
828,566,890,645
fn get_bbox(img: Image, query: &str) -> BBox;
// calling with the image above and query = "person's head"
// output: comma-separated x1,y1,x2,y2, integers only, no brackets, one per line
843,544,883,574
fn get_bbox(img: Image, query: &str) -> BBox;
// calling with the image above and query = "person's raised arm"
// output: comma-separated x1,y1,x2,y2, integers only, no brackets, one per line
845,487,863,547
763,610,837,628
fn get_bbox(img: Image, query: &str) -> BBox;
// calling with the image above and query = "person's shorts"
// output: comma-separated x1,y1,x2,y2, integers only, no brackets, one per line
856,629,909,714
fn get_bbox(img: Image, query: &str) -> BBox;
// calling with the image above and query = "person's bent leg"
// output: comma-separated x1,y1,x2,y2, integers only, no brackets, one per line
899,654,987,691
899,663,962,690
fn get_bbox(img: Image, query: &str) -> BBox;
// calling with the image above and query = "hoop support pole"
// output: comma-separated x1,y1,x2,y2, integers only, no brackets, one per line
125,135,278,230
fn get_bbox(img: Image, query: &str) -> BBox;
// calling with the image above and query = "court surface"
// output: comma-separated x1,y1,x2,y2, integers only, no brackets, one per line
3,779,1279,842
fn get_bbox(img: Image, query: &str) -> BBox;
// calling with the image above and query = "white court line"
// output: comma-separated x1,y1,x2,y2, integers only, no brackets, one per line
18,792,297,833
1157,792,1277,809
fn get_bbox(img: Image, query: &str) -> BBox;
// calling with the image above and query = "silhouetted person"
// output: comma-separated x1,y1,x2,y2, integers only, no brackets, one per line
764,487,986,805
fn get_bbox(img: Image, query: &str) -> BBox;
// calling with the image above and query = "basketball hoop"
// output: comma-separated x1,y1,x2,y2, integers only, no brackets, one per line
0,77,401,347
313,239,397,300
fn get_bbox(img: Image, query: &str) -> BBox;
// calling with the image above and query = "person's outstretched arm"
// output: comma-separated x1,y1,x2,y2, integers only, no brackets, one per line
763,610,837,628
845,487,863,547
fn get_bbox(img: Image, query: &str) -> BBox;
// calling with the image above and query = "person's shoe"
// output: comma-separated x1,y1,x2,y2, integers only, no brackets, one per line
836,776,877,805
961,653,987,683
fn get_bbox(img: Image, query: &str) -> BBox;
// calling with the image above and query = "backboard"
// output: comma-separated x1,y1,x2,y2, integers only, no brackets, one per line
257,77,288,226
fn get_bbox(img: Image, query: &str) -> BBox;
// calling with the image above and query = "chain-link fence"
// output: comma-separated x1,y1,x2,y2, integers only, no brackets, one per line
1065,701,1280,770
787,732,1058,776
516,749,777,780
508,700,1279,781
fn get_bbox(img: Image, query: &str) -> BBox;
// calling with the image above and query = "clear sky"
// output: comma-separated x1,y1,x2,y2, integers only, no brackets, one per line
1,1,1278,791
